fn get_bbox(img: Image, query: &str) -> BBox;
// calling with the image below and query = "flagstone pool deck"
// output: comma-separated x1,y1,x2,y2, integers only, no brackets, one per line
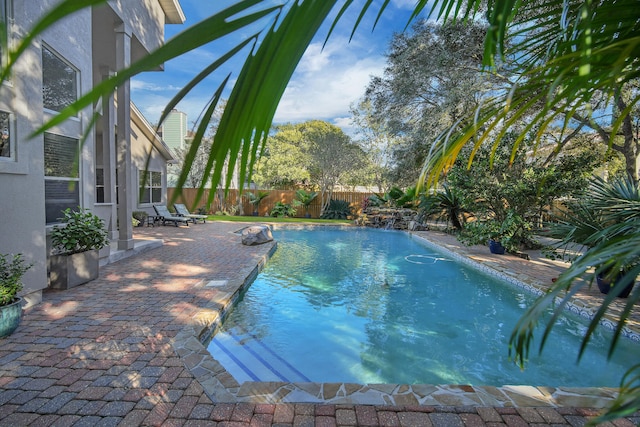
1,221,638,427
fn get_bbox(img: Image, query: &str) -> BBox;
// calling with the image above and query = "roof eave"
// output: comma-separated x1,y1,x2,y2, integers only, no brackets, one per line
159,0,186,24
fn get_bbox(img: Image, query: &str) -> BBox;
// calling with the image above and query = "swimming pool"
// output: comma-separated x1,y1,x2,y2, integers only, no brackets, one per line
208,227,637,387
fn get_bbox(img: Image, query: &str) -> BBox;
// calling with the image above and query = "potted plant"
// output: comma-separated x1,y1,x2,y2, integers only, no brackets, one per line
132,210,148,227
544,175,639,298
0,253,33,337
247,191,270,216
293,189,318,218
459,220,506,253
595,267,635,298
458,210,532,255
488,237,506,255
49,208,110,290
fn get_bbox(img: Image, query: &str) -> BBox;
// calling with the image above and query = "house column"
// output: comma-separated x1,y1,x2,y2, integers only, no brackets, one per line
115,23,133,250
101,68,118,241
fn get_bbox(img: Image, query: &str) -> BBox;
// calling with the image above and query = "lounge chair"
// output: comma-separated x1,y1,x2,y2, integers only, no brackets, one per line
153,205,190,227
174,203,207,224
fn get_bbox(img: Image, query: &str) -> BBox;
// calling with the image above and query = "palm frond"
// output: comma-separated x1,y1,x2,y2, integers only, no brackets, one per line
204,0,339,205
509,233,640,368
29,1,281,137
589,363,640,424
0,0,108,83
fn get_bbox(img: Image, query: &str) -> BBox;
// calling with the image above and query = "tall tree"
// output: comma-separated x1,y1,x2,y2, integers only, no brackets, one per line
254,120,368,214
350,99,402,191
301,120,367,213
362,20,513,183
172,134,212,189
252,124,310,188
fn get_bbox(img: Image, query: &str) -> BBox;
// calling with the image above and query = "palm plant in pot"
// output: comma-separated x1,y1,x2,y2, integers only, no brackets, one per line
49,208,110,290
132,210,148,227
247,191,270,216
458,210,532,255
0,253,33,337
544,175,639,298
293,189,318,218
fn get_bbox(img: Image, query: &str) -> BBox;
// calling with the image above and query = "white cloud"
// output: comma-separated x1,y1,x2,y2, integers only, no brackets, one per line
130,1,404,134
392,0,423,10
131,79,182,92
333,116,357,136
274,39,385,127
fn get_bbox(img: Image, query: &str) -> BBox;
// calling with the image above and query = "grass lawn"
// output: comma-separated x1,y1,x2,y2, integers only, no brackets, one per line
207,215,351,225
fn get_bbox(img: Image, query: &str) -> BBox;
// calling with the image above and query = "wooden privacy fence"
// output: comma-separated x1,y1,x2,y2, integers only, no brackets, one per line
167,188,373,218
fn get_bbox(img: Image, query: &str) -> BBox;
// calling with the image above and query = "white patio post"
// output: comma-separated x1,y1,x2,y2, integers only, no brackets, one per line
115,23,133,250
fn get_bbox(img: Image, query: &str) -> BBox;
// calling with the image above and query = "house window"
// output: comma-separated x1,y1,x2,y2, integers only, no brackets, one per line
42,45,78,112
139,170,162,205
44,133,80,224
0,110,13,158
96,167,104,203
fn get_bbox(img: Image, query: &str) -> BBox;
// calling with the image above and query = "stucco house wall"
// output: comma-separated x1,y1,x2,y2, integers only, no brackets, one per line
0,0,183,307
130,103,176,218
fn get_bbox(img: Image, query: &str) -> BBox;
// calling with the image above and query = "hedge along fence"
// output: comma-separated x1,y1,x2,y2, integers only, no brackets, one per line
167,188,373,218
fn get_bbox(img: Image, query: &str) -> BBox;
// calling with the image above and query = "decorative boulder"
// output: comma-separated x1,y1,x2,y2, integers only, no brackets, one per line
241,225,273,246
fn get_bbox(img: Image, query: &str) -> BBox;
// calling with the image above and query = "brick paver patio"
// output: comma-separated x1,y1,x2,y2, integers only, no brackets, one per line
1,221,638,426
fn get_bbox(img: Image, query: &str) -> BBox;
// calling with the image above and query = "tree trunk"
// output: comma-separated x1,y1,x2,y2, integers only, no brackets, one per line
616,92,640,181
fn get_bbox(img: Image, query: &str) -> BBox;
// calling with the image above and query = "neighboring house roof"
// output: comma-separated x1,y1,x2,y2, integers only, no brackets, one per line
131,102,177,163
159,0,186,24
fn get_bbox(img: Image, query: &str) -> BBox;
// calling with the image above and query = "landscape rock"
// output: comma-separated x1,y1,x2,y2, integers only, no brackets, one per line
241,225,273,246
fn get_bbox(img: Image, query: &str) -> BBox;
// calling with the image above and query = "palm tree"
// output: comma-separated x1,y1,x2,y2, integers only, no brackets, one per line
6,1,640,422
419,185,467,230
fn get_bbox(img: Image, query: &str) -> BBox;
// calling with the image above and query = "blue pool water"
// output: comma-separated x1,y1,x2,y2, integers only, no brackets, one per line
208,227,638,387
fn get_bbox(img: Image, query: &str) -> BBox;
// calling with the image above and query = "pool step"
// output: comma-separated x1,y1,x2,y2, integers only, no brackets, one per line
209,328,311,384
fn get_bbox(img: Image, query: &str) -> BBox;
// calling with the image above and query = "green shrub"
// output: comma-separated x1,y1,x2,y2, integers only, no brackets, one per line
419,185,467,230
321,199,353,219
0,253,33,306
270,201,296,218
458,210,533,252
364,194,385,208
50,208,110,255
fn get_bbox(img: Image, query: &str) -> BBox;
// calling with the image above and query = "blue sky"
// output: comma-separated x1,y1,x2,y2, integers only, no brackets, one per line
130,1,424,135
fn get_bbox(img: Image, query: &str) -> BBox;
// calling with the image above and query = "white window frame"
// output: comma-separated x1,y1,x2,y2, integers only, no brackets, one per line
138,170,162,206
